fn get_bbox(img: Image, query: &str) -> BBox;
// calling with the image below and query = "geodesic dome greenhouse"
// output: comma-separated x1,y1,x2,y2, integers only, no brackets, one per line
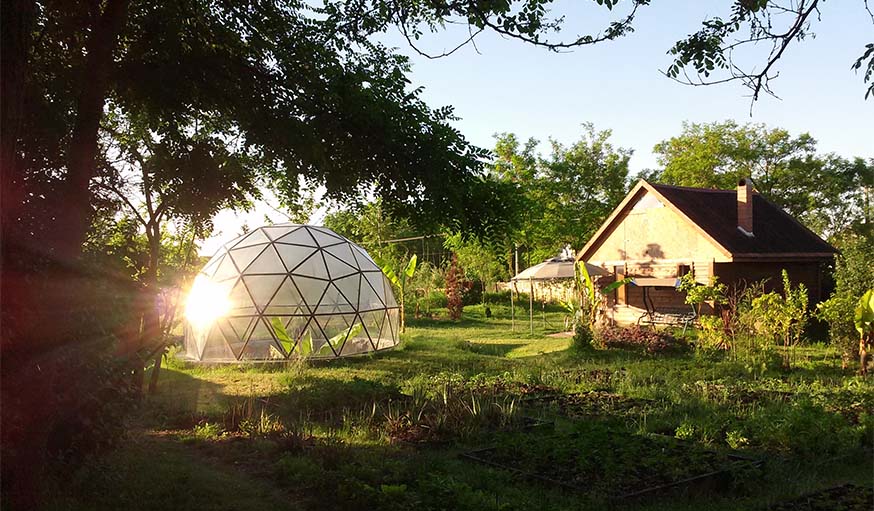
182,224,400,362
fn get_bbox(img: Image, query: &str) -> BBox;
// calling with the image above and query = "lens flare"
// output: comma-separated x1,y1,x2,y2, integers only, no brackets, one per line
184,275,231,329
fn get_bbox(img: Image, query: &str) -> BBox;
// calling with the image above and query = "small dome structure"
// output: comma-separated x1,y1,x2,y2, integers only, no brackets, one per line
182,224,399,361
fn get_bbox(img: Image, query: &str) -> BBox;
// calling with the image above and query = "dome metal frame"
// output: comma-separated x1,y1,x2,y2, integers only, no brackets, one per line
183,224,400,362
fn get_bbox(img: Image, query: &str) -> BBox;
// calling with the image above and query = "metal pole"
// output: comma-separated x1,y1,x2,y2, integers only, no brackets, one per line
511,281,516,331
529,277,534,336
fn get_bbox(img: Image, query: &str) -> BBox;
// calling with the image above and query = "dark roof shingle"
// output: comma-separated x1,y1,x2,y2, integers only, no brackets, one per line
649,183,836,256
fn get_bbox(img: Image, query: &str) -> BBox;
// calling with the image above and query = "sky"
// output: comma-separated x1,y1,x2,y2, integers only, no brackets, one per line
203,1,874,254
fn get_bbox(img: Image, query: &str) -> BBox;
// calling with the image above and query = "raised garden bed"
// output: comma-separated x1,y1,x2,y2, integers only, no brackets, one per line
767,484,873,511
460,421,761,500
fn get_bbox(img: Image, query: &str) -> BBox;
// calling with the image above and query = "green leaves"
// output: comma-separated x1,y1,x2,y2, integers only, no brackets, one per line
603,277,633,294
271,317,293,354
404,254,418,279
854,289,874,338
270,317,311,356
318,323,363,356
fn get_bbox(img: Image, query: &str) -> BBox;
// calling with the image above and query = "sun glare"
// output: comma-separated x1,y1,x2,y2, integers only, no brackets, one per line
184,275,231,329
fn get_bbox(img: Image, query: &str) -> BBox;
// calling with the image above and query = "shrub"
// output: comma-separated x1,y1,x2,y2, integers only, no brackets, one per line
482,290,512,305
425,290,448,309
572,324,594,350
595,325,688,354
446,254,463,320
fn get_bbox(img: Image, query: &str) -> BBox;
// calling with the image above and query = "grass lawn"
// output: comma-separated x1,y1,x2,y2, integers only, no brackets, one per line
47,304,873,511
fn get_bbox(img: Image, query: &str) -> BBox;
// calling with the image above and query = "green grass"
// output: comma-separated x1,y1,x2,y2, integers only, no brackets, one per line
48,305,873,510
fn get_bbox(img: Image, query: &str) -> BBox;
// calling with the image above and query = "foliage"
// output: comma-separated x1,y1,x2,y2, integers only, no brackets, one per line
817,234,874,368
491,126,630,262
854,290,874,339
479,421,735,497
749,271,808,369
482,291,513,305
650,121,872,238
678,273,727,315
446,254,464,320
45,304,874,511
595,325,689,354
664,1,874,101
376,254,418,333
444,233,507,301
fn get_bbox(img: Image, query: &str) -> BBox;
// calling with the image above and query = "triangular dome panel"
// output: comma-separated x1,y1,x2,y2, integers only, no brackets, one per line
276,227,317,247
275,243,316,273
309,227,344,247
323,252,359,280
233,229,271,249
213,254,239,281
351,245,380,271
293,275,329,312
262,225,297,241
241,274,284,311
243,245,284,275
314,282,356,315
229,244,268,273
292,251,329,280
324,243,358,269
264,277,306,314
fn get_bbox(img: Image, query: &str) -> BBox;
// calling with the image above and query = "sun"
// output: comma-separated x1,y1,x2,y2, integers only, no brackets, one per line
184,275,231,330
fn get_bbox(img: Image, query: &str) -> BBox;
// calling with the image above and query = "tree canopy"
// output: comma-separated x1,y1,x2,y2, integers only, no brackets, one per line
649,121,872,240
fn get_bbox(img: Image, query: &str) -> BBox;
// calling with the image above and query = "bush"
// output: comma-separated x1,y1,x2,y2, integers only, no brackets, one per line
424,291,448,309
572,324,594,350
595,325,689,354
482,290,512,305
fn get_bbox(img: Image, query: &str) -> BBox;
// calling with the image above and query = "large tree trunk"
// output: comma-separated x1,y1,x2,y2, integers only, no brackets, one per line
143,223,163,394
54,0,130,261
0,0,34,240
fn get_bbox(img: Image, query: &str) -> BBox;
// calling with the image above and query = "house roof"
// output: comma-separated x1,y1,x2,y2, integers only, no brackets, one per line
578,180,836,262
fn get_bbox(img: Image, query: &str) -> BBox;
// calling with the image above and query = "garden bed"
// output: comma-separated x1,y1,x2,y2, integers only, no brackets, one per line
524,390,657,419
767,484,873,511
460,421,760,500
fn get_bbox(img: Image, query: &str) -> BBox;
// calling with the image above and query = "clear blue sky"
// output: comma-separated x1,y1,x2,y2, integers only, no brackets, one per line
382,0,874,174
204,1,872,253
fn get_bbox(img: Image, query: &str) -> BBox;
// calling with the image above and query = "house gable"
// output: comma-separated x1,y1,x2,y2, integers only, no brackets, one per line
580,184,730,270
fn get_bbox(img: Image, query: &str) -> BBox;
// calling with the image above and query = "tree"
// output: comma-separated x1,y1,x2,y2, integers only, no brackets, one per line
444,233,508,300
92,108,258,391
650,121,870,239
490,125,631,264
817,233,874,371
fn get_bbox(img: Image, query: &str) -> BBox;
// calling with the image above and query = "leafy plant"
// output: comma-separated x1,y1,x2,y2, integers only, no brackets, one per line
853,289,874,375
678,273,727,316
377,254,417,333
446,254,464,320
749,270,808,369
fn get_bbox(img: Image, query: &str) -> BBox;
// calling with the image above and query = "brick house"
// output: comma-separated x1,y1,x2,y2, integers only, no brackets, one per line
577,178,837,325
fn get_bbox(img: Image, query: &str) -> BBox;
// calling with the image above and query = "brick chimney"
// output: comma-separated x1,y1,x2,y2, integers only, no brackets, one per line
737,177,754,237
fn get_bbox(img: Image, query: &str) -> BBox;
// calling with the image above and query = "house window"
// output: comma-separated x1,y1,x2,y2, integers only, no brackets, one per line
677,264,692,278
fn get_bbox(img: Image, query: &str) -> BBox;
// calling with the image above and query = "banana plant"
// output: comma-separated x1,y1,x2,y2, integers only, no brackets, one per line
376,254,417,333
854,289,874,375
575,261,631,328
317,323,363,356
271,318,363,357
270,318,312,356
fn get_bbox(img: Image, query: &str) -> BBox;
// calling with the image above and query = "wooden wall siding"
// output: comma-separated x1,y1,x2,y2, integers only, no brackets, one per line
587,190,727,271
624,285,689,312
713,261,825,304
